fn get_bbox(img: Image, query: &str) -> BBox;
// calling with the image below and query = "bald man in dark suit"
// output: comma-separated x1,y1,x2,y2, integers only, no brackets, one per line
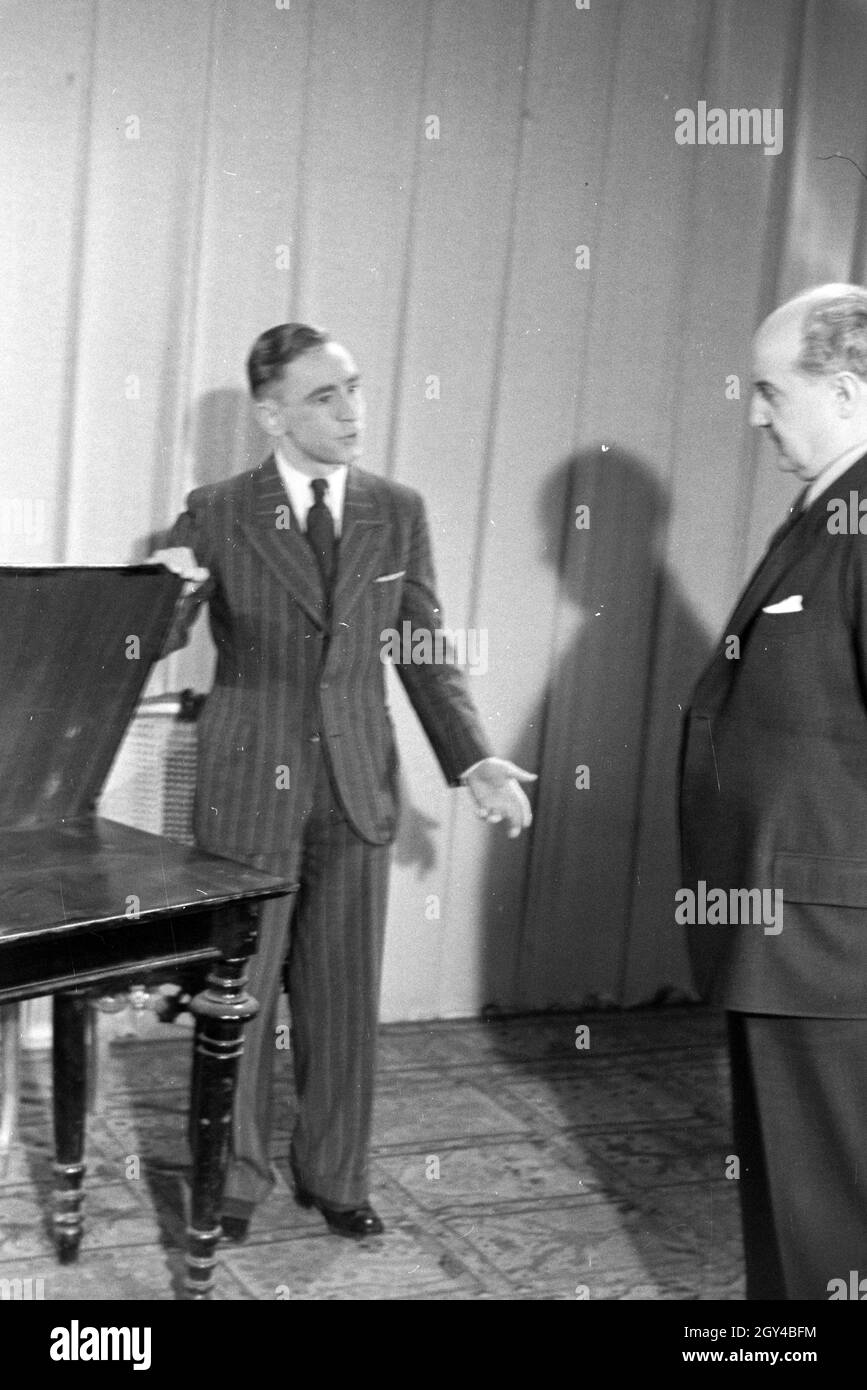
681,284,867,1299
152,324,535,1240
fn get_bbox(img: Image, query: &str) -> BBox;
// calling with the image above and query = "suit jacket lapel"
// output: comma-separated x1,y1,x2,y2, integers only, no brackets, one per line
239,455,329,630
331,467,388,626
724,503,820,639
727,452,867,639
693,505,820,710
692,453,867,710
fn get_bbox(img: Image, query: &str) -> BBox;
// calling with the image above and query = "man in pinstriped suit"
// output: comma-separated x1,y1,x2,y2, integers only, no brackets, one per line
151,324,535,1239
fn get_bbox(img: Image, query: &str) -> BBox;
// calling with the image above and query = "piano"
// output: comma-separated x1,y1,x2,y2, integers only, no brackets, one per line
0,565,296,1298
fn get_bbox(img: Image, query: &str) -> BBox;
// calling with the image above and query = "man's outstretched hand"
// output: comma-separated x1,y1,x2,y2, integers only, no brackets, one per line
462,758,537,839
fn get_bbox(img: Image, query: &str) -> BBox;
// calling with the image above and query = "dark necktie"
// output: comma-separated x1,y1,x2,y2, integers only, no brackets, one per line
306,477,336,593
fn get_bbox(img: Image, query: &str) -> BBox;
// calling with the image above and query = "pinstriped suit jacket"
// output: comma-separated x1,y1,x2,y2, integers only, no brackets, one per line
164,455,491,857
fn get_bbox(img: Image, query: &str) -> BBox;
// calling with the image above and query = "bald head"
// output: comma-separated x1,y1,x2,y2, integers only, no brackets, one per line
750,283,867,480
758,283,867,367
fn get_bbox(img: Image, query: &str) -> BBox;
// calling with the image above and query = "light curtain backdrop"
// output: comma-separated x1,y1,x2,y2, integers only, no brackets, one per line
3,0,867,1021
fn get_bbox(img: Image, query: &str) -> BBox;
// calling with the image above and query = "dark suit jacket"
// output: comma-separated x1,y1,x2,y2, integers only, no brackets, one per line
680,451,867,1016
164,456,491,858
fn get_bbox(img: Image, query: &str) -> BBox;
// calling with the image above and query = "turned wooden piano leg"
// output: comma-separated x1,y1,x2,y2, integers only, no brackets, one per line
185,927,259,1300
52,991,89,1263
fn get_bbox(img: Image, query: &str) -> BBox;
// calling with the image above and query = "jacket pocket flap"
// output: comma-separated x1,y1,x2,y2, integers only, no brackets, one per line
775,851,867,906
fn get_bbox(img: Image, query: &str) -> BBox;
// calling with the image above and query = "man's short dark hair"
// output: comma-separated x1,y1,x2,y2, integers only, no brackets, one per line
797,289,867,382
247,323,329,398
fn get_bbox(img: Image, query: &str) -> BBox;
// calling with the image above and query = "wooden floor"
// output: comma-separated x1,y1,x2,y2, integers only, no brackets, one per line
0,1005,744,1300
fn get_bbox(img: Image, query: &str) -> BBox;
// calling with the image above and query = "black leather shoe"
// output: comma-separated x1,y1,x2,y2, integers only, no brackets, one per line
294,1182,384,1239
220,1213,251,1244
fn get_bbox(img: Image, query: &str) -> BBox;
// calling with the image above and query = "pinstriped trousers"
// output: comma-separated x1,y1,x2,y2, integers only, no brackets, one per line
221,745,391,1213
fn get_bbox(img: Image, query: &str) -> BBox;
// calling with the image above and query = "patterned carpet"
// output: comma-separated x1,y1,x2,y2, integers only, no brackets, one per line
0,1005,744,1300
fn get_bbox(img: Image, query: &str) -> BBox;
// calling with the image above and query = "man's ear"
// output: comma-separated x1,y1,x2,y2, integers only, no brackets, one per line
831,371,863,418
254,396,284,438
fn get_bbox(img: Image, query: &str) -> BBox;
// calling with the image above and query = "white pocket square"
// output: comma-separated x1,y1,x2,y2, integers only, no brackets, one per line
374,571,406,583
762,594,803,614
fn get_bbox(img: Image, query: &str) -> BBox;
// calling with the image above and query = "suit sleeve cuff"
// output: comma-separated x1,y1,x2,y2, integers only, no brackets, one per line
459,758,494,781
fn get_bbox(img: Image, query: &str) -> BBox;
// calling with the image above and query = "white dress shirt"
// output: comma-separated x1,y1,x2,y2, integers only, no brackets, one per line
274,446,348,536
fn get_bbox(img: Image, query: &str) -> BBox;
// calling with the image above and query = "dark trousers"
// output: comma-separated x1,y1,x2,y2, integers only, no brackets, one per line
728,1013,867,1300
222,747,391,1212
